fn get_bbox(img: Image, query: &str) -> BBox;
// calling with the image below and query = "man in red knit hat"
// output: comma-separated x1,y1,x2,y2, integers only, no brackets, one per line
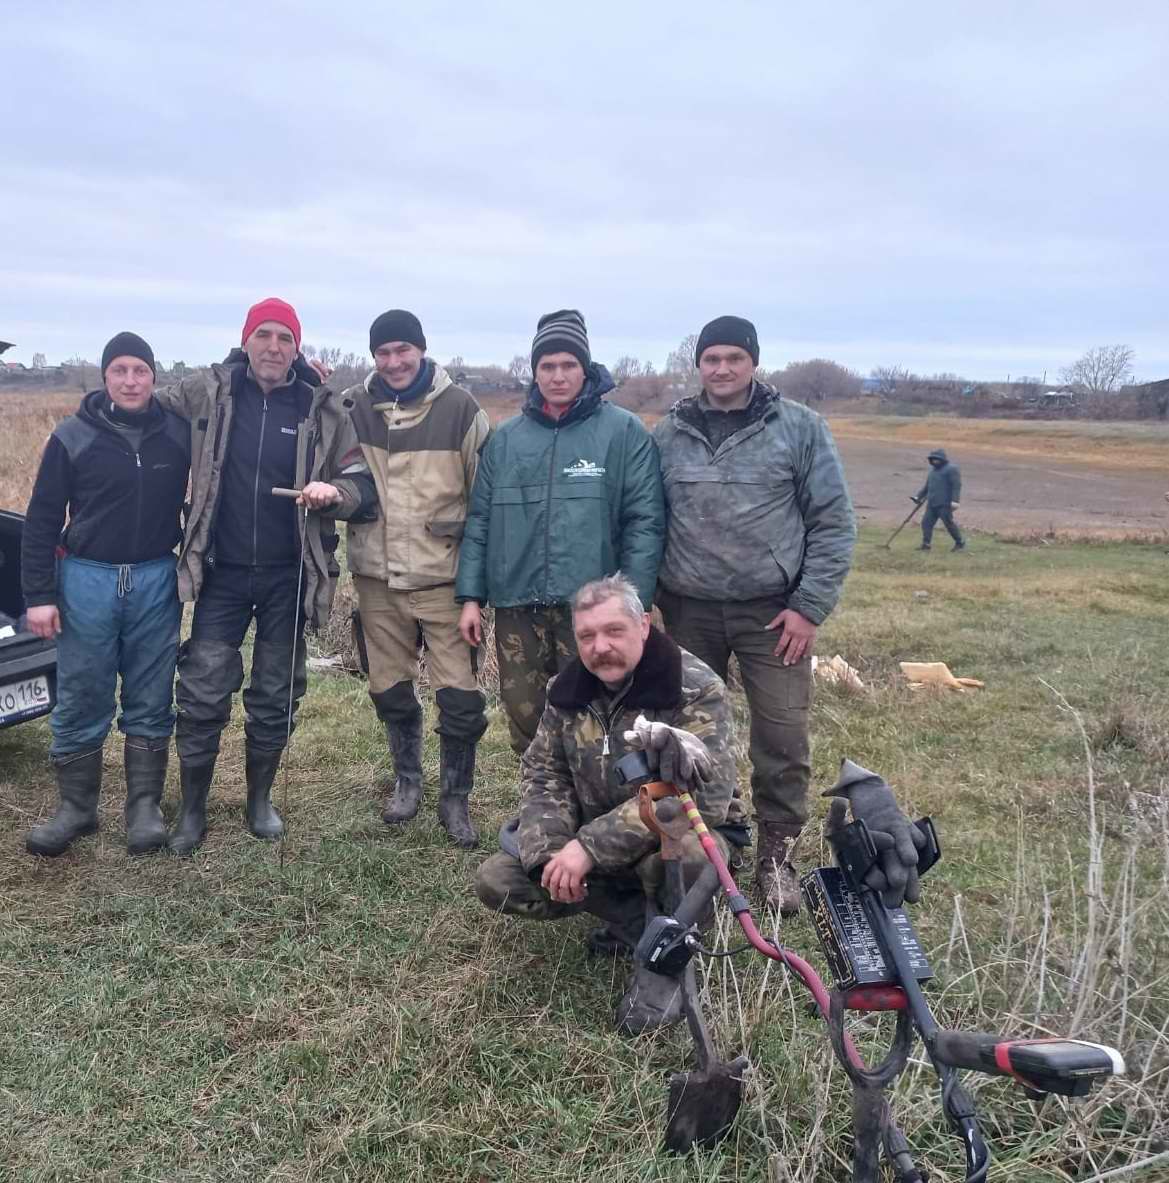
155,298,376,854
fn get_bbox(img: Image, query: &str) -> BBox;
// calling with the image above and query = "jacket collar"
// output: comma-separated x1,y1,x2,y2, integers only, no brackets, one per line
522,362,615,429
672,379,779,436
547,625,683,711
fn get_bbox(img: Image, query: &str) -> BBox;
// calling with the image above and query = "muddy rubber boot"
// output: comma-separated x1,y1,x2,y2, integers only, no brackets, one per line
437,735,479,849
26,748,103,856
615,964,685,1034
382,716,424,825
169,758,215,855
245,746,285,840
755,821,804,917
124,736,169,855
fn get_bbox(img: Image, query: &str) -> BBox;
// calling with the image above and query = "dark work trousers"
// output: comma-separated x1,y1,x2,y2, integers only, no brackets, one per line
493,605,577,755
656,589,812,829
921,505,964,548
174,563,307,763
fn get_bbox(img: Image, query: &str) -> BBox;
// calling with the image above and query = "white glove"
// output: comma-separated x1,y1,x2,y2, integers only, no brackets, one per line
623,714,713,792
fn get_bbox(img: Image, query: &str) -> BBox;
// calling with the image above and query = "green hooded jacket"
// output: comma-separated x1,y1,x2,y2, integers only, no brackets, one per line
454,365,664,609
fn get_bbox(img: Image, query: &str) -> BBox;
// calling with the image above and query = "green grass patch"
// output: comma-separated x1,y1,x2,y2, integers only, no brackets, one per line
2,529,1166,1180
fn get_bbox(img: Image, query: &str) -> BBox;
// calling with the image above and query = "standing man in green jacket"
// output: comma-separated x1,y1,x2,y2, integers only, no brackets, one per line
456,310,665,755
344,310,491,847
653,316,856,914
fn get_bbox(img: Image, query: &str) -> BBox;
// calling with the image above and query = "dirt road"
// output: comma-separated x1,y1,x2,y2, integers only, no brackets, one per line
837,437,1168,535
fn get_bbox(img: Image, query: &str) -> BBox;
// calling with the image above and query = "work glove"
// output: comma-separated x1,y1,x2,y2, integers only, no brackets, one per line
624,714,713,793
823,758,926,908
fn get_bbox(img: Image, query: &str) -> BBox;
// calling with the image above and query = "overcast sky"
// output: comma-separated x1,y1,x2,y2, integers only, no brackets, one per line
3,1,1167,380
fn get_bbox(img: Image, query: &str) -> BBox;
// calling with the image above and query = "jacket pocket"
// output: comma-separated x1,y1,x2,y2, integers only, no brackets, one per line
427,519,465,541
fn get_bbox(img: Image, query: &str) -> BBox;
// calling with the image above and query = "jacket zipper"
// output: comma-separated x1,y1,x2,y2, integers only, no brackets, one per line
542,427,559,603
251,396,268,564
133,450,143,556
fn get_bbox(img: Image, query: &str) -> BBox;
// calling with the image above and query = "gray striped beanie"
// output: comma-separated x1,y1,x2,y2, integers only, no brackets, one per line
531,308,590,370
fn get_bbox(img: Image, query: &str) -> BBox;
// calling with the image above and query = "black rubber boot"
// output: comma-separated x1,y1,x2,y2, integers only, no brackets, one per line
124,736,169,855
437,735,479,849
583,882,647,957
245,746,285,840
382,717,424,824
26,748,103,856
169,758,215,855
615,964,685,1035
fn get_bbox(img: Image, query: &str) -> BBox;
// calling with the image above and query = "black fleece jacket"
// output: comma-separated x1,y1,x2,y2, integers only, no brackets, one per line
21,390,191,607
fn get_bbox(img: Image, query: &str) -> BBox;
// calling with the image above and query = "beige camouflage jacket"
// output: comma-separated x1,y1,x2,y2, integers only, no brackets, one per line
344,365,490,590
517,627,748,874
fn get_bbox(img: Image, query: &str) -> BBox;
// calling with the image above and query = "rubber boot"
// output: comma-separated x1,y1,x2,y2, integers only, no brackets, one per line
756,821,804,916
245,746,285,840
124,736,169,855
26,747,103,856
382,717,424,824
169,758,215,855
615,963,685,1034
583,882,647,957
437,735,479,849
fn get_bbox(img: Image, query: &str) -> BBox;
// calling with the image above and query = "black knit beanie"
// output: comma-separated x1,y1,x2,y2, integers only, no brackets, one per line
695,315,760,366
369,309,426,355
531,308,590,371
101,331,156,377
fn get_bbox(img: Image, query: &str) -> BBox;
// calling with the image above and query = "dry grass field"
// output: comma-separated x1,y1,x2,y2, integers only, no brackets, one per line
1,388,1167,1181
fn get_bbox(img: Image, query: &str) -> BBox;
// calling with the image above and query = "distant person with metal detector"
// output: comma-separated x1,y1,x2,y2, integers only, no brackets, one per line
22,333,190,857
474,574,749,1034
913,448,965,551
653,316,856,915
455,310,664,755
155,298,376,854
343,310,490,848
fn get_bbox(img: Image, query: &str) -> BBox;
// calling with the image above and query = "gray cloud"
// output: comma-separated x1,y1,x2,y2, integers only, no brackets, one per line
2,0,1166,379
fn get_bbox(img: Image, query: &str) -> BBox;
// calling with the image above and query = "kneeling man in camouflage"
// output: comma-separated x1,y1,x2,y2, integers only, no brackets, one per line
474,573,748,1034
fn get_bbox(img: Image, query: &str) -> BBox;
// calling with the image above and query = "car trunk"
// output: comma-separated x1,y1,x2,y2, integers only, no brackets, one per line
0,508,56,667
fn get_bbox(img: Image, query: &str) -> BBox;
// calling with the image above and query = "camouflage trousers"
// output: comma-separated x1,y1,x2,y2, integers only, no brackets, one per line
493,605,577,755
657,589,813,830
475,829,733,926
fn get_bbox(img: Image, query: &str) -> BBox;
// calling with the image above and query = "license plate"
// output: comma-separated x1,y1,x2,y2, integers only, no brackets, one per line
0,674,52,723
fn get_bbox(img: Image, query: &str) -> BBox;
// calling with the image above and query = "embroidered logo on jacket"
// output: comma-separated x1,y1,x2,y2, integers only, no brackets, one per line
562,458,606,478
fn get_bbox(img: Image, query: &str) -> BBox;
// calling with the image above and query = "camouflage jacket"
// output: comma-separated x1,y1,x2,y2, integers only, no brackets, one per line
653,382,856,625
517,627,747,874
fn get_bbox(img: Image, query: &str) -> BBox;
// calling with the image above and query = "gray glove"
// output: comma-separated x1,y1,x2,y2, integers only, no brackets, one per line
823,758,926,908
624,714,713,793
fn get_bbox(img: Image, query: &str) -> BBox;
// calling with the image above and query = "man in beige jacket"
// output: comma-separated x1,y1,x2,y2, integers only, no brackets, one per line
344,310,490,847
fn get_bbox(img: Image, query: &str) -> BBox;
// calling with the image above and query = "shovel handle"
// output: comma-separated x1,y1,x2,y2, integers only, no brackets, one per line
271,487,303,499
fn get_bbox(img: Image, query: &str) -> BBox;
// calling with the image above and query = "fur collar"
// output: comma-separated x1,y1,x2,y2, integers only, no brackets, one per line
547,625,683,711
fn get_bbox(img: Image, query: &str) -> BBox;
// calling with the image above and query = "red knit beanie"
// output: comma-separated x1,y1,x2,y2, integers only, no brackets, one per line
241,297,302,349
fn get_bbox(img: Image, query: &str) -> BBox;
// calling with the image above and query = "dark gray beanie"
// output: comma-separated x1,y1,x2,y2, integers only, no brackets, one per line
695,315,760,366
101,331,156,377
369,309,426,355
531,309,590,370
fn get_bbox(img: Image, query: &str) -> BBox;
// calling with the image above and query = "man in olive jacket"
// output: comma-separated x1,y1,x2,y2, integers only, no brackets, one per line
456,310,664,754
344,310,491,847
653,316,855,914
155,297,376,854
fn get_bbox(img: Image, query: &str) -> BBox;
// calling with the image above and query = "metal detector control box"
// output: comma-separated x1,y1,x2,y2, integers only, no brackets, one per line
802,866,933,989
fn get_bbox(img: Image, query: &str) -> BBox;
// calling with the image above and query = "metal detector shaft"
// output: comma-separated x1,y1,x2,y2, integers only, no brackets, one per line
859,890,990,1181
882,500,923,548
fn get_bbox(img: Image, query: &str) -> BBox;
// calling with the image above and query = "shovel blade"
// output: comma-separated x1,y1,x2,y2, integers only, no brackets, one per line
663,1055,749,1153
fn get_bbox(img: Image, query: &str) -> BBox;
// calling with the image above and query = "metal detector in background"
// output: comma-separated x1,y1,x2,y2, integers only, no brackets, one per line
614,750,1125,1182
882,499,924,548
